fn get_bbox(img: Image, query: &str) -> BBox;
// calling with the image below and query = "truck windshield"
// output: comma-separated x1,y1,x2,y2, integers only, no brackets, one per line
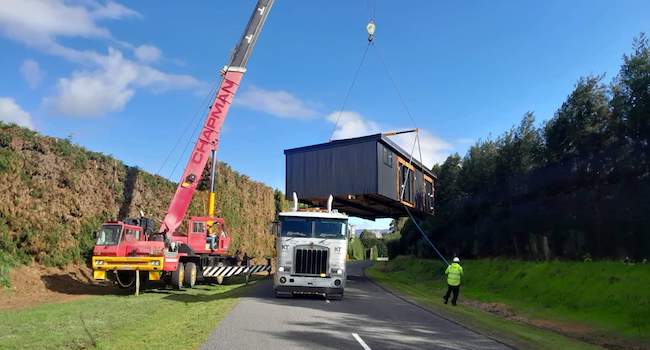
96,225,122,245
280,217,347,240
314,219,346,239
280,217,311,237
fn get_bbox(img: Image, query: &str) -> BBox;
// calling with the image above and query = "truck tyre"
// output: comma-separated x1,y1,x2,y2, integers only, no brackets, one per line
171,263,185,290
183,262,197,288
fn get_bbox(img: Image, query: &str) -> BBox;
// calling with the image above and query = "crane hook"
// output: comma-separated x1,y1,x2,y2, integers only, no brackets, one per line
366,20,376,42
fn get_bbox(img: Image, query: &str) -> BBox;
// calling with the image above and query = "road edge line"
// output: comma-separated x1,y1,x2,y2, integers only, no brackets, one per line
361,264,518,350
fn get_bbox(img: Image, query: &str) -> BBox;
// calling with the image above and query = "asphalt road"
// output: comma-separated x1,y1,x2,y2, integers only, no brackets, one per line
201,261,511,350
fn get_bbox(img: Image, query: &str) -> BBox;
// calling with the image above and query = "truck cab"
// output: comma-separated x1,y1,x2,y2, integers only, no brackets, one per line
274,206,348,300
92,221,166,285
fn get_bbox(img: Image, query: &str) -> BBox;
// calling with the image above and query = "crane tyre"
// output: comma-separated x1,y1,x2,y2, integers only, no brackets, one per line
171,263,185,290
183,262,197,288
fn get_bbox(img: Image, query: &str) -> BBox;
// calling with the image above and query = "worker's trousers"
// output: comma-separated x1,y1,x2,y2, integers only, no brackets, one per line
443,284,460,305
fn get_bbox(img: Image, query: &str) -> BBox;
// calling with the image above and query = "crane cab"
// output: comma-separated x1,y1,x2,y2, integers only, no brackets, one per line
170,216,231,255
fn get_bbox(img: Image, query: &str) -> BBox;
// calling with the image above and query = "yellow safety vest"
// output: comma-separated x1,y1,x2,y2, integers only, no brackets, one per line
445,263,463,286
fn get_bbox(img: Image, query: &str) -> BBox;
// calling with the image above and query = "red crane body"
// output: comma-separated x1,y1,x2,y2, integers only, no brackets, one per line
160,71,243,235
92,0,275,290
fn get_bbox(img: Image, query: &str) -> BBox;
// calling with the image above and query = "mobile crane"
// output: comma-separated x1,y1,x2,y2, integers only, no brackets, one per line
92,0,274,291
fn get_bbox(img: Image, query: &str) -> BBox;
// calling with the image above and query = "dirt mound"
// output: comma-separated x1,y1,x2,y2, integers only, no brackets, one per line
0,264,124,310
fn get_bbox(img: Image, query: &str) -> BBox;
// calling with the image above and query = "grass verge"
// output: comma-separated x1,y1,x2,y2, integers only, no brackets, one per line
0,279,255,350
366,257,649,350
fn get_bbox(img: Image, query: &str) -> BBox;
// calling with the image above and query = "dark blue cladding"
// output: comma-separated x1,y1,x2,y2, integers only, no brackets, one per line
284,134,436,219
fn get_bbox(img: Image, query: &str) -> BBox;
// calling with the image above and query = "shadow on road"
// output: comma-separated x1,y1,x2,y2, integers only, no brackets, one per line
204,261,507,350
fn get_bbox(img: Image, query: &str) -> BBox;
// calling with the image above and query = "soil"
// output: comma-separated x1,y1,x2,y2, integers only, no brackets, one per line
462,299,649,350
0,264,123,310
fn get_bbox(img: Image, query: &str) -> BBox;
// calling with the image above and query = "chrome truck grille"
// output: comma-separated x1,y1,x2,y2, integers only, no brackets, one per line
294,246,328,275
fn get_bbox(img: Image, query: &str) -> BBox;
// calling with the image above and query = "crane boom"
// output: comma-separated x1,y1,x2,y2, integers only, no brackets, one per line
160,0,274,235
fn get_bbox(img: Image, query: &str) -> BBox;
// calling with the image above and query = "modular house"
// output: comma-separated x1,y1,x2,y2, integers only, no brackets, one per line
284,134,435,219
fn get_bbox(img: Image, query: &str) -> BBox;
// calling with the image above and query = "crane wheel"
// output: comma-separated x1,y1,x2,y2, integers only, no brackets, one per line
183,262,197,288
171,263,185,290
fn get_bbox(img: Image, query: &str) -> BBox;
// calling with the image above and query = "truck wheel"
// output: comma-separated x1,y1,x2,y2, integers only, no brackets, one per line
183,262,197,288
171,263,185,290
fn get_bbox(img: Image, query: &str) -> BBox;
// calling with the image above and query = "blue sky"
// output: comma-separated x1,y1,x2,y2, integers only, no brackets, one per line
1,1,649,229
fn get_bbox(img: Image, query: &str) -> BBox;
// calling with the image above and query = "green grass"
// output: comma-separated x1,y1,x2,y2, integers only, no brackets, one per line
367,257,650,350
0,281,253,350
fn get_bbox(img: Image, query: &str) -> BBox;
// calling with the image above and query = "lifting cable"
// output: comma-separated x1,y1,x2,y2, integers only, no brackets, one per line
328,42,372,142
156,77,221,179
329,1,377,142
167,77,224,181
333,6,450,265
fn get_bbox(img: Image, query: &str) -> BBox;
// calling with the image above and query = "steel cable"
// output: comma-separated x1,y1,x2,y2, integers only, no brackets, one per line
329,42,372,141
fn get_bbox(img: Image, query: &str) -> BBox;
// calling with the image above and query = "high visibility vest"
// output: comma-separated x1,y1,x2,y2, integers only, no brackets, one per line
445,263,463,286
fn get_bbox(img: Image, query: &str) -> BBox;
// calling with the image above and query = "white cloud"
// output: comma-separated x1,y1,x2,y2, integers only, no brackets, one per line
326,110,452,168
20,59,45,89
0,97,35,130
134,44,161,63
235,86,317,119
326,110,380,139
89,1,141,20
0,0,201,117
392,129,453,168
0,0,110,57
46,48,200,117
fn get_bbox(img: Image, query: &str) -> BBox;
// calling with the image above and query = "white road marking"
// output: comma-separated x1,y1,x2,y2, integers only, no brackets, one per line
352,333,372,350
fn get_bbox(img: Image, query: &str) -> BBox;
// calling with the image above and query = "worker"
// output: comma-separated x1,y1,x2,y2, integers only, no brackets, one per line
206,225,217,252
443,257,463,306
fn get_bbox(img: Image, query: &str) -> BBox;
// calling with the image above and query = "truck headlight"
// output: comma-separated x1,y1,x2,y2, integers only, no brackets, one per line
150,260,160,266
95,260,104,265
330,268,343,275
278,266,285,272
336,268,343,275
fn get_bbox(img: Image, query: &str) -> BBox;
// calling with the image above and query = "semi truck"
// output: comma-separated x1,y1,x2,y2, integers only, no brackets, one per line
274,194,348,300
92,0,274,291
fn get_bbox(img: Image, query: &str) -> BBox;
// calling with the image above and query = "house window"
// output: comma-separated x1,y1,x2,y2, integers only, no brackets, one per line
399,163,415,204
383,146,393,168
425,177,434,211
192,222,205,233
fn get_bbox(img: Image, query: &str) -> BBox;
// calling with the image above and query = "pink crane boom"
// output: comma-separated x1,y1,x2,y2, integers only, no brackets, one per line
160,0,274,235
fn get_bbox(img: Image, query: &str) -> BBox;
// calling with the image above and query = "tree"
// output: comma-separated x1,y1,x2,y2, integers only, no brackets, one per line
387,35,650,260
359,230,378,249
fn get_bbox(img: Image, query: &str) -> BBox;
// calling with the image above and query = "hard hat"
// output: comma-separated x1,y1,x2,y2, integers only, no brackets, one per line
453,257,460,263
